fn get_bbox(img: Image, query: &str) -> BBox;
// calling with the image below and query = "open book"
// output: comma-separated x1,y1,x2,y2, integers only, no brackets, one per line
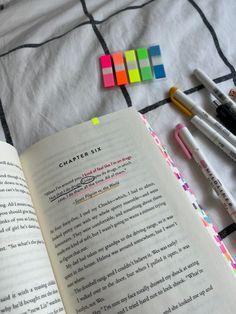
1,108,236,314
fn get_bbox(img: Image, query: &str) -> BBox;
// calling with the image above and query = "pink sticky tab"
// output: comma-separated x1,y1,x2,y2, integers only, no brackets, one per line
100,55,112,68
103,73,115,88
99,54,115,88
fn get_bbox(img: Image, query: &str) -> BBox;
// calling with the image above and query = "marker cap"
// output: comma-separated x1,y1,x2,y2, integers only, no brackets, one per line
175,124,192,159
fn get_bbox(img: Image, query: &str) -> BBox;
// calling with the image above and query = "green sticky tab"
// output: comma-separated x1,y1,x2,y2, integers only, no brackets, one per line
136,47,148,59
125,50,136,62
140,67,153,81
128,69,141,83
136,47,152,81
91,117,100,125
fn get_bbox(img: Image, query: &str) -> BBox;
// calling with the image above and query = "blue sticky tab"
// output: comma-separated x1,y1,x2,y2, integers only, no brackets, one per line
153,64,166,79
149,45,161,57
149,45,166,79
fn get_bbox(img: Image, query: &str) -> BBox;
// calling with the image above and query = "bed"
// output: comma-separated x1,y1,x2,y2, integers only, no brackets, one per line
0,0,235,257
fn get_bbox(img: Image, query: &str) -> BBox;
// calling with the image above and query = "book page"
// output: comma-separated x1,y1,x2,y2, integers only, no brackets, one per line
20,108,236,314
0,142,65,314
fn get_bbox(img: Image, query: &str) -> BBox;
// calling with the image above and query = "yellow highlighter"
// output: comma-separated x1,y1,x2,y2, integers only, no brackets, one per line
169,86,192,117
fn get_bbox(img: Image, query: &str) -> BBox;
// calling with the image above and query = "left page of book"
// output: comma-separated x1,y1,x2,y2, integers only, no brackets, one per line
0,142,65,314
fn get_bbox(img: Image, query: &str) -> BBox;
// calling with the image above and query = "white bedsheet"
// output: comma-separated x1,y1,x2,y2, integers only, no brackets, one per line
0,0,236,257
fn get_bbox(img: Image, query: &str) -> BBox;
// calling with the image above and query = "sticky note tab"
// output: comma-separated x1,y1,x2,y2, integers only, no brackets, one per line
136,47,153,81
124,50,141,83
99,55,115,88
112,52,128,86
149,45,166,79
91,117,100,125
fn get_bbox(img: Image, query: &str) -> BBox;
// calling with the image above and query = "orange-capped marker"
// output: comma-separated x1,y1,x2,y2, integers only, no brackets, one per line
112,52,128,86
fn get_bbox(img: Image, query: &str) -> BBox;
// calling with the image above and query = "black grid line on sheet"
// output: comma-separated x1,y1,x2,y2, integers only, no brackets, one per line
218,223,236,239
139,72,236,114
80,0,132,107
93,0,155,24
0,21,91,58
0,0,155,58
188,0,236,86
0,98,13,145
0,2,235,147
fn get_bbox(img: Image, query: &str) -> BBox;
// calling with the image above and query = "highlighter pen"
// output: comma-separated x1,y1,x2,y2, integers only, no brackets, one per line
211,100,236,136
194,68,236,114
191,115,236,162
175,124,236,222
169,87,236,148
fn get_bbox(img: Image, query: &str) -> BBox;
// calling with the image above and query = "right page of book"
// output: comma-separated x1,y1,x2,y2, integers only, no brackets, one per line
20,108,236,314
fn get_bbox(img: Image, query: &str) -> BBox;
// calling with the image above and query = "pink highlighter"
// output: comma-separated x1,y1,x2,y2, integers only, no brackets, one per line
174,123,192,159
99,55,115,88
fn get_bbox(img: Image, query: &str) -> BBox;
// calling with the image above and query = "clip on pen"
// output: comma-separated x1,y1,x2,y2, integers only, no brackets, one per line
174,124,192,160
211,100,236,136
169,87,193,117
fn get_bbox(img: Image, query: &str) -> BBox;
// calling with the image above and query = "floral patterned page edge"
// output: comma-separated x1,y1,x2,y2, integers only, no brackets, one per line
140,113,236,275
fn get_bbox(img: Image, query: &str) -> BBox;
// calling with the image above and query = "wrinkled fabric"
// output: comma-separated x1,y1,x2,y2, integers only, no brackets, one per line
0,0,236,254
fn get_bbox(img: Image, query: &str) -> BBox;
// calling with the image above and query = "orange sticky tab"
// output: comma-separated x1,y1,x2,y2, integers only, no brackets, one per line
112,52,124,64
112,52,128,86
116,71,128,85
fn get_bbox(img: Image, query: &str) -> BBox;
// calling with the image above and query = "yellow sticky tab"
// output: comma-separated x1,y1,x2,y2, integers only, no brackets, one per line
125,50,136,62
128,69,141,83
91,117,100,125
